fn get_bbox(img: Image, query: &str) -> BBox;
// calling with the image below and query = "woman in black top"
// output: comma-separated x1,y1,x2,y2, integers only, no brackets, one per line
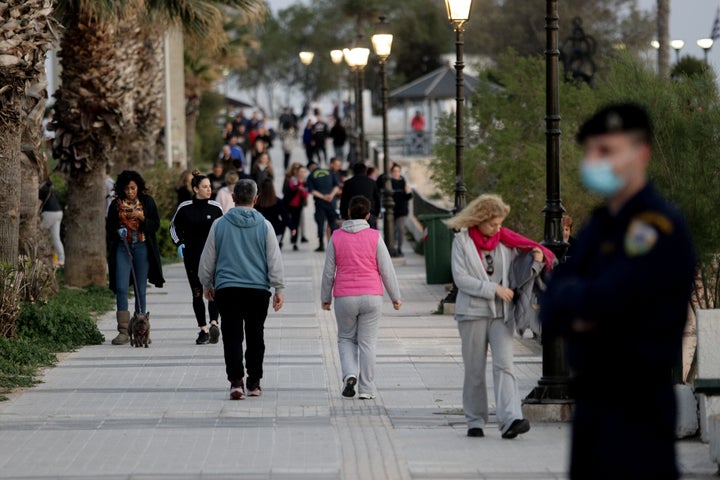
170,170,224,345
106,170,165,345
39,179,65,266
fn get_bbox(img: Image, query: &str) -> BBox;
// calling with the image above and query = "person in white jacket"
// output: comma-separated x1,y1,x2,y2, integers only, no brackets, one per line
445,194,552,439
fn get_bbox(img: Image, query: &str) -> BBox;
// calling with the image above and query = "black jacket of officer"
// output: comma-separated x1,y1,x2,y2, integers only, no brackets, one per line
540,103,696,480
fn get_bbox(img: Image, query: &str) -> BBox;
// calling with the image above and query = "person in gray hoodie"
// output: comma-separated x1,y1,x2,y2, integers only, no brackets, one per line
199,179,285,400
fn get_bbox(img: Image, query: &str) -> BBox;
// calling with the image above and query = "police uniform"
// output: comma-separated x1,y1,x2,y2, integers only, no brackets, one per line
540,105,696,480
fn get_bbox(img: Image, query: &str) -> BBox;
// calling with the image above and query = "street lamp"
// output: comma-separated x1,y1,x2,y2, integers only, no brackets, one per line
298,51,314,66
330,49,345,115
670,39,684,62
372,16,398,257
344,42,370,163
445,0,472,214
524,0,571,407
299,51,314,106
697,38,714,64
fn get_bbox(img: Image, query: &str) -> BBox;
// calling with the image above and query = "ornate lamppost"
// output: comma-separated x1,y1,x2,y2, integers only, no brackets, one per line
524,0,571,407
559,17,596,86
330,49,344,108
697,38,714,64
344,43,370,163
299,51,314,104
372,17,398,257
670,39,684,62
445,0,472,214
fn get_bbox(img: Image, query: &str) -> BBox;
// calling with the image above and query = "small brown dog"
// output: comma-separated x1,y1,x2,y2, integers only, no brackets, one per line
129,312,151,348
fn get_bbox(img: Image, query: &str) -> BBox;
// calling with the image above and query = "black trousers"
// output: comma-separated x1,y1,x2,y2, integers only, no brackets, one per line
288,205,303,244
214,287,271,385
313,201,338,244
184,254,218,327
570,386,678,480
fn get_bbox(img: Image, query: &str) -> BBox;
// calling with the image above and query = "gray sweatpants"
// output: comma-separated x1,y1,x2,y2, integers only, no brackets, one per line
334,295,383,395
458,317,523,433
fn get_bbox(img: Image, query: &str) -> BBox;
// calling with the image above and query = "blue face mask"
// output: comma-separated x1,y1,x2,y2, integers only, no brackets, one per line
580,159,626,197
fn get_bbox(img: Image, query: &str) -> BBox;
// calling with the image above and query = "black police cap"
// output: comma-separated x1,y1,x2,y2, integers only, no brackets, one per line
576,103,653,143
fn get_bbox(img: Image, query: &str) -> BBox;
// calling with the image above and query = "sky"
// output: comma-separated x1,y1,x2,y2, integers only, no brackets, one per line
266,0,720,67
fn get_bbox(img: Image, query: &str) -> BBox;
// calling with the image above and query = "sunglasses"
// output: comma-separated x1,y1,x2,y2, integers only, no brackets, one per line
485,254,494,276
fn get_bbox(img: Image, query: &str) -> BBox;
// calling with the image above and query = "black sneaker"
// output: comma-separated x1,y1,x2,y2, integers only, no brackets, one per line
314,246,325,252
209,323,220,344
196,330,210,345
467,428,484,437
301,237,309,243
502,419,530,439
293,244,299,251
342,375,357,398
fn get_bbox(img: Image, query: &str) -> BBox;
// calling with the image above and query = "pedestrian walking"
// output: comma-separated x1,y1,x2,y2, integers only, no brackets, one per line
339,162,380,228
389,163,413,256
39,178,65,267
106,170,165,345
282,163,309,251
199,179,285,400
215,170,241,214
306,162,341,252
541,103,696,480
329,116,347,161
445,193,554,439
256,177,295,250
170,170,224,345
302,119,315,165
321,196,402,400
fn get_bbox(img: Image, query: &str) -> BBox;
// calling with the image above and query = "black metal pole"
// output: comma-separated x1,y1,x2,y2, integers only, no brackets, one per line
454,25,467,213
442,21,468,306
525,0,571,404
379,59,397,256
358,68,366,163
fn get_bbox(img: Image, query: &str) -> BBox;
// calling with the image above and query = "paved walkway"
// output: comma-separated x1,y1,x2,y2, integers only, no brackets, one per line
0,142,717,479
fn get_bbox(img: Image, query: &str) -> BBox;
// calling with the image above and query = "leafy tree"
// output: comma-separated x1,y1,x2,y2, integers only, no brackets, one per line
465,0,654,68
51,0,265,287
431,52,720,306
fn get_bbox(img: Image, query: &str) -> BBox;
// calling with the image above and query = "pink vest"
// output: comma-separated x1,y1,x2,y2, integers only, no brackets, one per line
332,228,383,297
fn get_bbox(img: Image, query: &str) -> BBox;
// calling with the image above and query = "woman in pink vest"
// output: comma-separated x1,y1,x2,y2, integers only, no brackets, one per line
321,196,402,399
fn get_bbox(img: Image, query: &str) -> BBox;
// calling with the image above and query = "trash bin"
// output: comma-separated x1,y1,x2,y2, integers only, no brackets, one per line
418,213,454,284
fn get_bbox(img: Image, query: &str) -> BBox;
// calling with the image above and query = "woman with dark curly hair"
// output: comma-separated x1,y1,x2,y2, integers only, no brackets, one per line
106,170,165,345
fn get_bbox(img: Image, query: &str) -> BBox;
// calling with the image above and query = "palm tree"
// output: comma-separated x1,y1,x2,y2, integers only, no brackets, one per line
657,0,670,78
52,0,265,287
0,0,57,265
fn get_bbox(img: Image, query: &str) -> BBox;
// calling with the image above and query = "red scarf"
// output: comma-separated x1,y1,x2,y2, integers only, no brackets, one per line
468,226,555,271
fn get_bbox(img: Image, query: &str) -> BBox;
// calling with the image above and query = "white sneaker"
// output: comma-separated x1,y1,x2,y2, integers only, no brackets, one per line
358,393,376,400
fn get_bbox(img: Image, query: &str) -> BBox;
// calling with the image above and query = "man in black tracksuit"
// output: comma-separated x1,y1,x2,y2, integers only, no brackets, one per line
170,172,225,344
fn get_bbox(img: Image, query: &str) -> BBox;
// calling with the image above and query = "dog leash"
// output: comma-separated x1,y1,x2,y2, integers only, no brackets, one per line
120,233,144,315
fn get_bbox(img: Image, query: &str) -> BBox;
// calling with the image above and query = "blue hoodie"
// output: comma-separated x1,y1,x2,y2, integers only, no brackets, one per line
199,206,284,293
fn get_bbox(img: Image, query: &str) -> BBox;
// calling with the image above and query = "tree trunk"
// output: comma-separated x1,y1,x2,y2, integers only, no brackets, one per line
64,166,107,286
53,12,126,287
19,67,49,260
657,0,670,78
0,128,21,265
185,93,201,167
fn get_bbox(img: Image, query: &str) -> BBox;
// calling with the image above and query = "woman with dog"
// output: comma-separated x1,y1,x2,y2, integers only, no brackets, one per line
170,170,224,345
106,170,164,345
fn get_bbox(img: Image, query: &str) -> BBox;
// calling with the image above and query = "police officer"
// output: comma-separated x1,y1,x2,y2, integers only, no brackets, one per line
541,103,696,480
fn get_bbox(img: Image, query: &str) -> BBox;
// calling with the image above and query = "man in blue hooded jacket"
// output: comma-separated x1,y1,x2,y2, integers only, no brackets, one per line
199,179,285,400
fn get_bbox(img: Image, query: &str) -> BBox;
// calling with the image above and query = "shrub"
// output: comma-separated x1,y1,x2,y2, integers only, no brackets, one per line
156,218,178,260
0,264,23,339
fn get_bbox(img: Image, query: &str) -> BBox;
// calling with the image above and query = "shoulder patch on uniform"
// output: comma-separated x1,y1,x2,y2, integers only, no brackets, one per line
632,211,674,235
624,219,658,257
